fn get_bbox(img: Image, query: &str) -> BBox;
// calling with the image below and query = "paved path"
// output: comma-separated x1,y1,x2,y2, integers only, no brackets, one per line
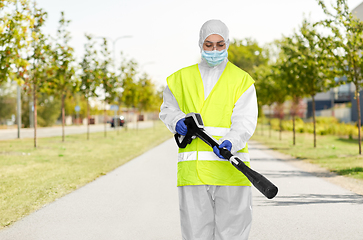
248,142,363,240
0,121,154,140
0,139,362,239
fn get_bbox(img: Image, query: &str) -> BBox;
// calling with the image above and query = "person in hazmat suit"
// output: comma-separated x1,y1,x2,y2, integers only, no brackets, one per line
159,19,258,240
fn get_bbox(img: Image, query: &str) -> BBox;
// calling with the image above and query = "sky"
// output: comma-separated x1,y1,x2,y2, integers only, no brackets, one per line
35,0,363,88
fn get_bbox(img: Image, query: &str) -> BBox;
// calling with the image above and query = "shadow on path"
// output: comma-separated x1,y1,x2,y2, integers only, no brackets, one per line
259,170,337,179
255,193,363,207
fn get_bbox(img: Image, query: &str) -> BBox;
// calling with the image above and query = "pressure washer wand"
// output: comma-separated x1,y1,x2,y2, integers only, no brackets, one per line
174,113,278,199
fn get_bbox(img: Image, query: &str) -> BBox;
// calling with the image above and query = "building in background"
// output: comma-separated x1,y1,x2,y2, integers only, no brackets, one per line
304,2,363,123
350,2,363,123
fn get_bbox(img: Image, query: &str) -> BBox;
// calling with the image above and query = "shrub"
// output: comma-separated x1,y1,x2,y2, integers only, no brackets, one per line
266,117,360,138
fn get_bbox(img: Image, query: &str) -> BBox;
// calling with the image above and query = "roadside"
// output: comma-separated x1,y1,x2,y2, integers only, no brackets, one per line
0,122,171,229
262,144,363,196
252,125,363,187
0,121,154,140
1,138,362,240
248,140,363,240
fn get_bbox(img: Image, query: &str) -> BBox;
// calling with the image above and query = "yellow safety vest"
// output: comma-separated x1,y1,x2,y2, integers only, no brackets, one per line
167,61,255,186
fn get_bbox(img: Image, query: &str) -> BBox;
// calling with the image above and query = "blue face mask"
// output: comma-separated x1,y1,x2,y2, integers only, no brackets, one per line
201,49,228,67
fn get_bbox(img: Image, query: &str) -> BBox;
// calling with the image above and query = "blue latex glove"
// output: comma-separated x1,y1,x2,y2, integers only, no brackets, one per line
213,140,232,159
175,118,188,135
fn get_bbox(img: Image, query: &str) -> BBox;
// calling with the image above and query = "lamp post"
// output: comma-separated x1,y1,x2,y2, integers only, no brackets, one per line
95,35,132,133
138,61,155,129
140,61,155,70
17,85,21,137
112,36,132,133
112,35,132,74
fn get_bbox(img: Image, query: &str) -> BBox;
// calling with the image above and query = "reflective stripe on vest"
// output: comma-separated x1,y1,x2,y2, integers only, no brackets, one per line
178,151,250,162
167,61,255,186
204,126,229,136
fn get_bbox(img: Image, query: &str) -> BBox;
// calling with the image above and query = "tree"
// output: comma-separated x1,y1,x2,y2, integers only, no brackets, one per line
36,93,61,127
1,0,33,135
28,3,53,147
49,11,77,142
0,0,31,86
99,37,118,137
153,85,164,112
120,57,138,127
278,36,306,145
254,64,277,138
269,65,289,140
317,0,363,154
80,34,100,140
228,38,269,76
137,73,156,112
286,19,336,148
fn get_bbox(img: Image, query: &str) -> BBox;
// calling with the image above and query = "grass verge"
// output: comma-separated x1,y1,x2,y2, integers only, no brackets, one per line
252,125,363,181
0,121,172,229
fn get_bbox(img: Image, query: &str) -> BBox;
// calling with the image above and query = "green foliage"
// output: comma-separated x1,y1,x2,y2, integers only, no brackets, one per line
28,5,52,92
36,94,61,127
80,34,100,99
274,18,339,147
46,11,77,140
99,38,118,105
228,38,268,75
0,0,32,85
46,12,77,96
316,0,363,89
270,117,358,138
296,19,336,96
229,38,272,117
120,57,139,108
152,85,164,112
0,80,16,124
254,64,280,115
20,91,61,128
119,56,162,113
137,73,157,112
1,1,162,132
316,0,363,153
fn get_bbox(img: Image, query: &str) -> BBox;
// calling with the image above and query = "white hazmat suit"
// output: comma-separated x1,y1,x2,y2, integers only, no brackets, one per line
159,19,258,240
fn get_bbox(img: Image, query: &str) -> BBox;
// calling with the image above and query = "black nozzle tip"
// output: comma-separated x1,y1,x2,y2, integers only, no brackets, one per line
265,186,278,199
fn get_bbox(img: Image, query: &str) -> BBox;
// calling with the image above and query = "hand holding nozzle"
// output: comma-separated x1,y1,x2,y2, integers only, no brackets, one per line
213,140,232,159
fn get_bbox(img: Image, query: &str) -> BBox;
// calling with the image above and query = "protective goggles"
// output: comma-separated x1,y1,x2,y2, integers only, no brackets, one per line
203,40,226,51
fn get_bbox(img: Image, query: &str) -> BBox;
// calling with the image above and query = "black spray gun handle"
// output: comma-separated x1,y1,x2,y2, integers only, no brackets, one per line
173,112,278,199
174,113,204,149
174,132,193,148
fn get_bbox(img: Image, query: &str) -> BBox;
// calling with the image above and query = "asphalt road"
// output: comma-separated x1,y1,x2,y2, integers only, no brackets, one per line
0,139,362,239
0,121,154,140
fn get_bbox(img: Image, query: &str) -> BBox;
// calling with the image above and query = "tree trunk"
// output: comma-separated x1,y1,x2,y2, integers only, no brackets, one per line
104,101,107,138
17,84,21,138
62,94,65,142
312,95,316,148
356,89,362,154
136,108,139,133
33,83,37,148
87,98,90,140
125,109,129,132
293,114,296,146
117,108,120,135
269,105,272,138
279,117,282,141
292,97,298,146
